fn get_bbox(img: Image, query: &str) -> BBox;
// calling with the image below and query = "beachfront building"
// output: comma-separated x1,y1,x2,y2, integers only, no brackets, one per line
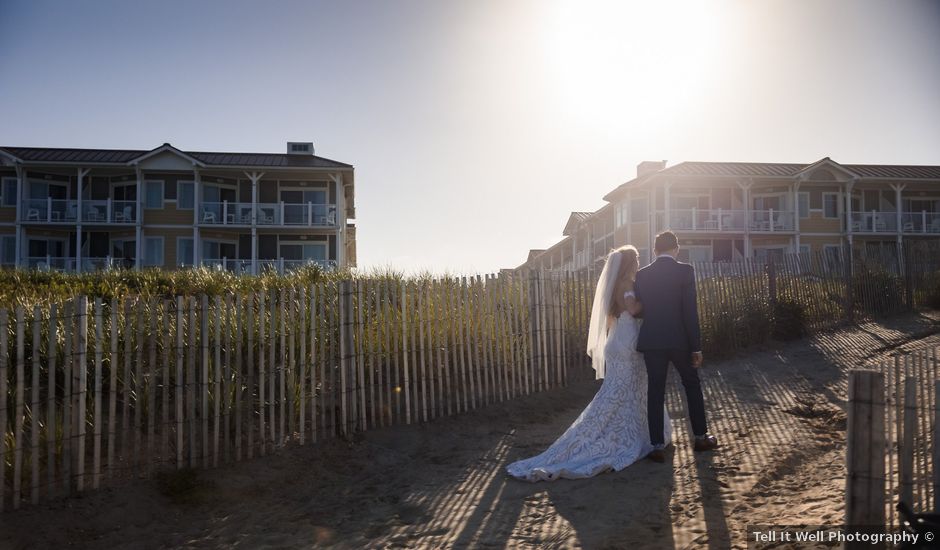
0,142,355,274
519,158,940,271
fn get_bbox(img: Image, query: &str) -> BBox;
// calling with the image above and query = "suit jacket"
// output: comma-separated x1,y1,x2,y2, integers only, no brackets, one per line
634,256,702,352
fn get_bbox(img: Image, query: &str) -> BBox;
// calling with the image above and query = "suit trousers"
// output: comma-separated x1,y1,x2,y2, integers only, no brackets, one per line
643,349,708,445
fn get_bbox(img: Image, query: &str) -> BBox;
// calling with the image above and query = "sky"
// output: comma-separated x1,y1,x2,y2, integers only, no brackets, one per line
1,0,939,274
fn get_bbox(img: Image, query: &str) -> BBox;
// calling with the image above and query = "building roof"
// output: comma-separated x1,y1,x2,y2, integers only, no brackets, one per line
0,144,353,169
659,159,940,180
603,158,940,202
526,249,546,262
562,211,593,236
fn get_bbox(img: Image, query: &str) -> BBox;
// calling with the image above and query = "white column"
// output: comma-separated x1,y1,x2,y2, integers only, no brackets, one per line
333,173,345,268
739,180,751,257
193,168,201,267
845,178,855,260
892,183,906,262
624,195,632,246
134,167,143,271
245,171,264,275
76,168,89,273
663,181,672,230
14,165,23,268
793,180,801,253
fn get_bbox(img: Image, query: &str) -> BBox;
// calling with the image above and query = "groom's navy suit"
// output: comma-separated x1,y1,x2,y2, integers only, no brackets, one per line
634,255,708,446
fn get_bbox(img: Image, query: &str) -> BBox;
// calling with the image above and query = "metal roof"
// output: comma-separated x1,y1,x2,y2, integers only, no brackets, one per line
0,145,353,169
660,160,940,180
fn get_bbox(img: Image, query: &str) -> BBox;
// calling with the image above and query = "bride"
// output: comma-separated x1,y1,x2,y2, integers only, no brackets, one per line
506,245,672,481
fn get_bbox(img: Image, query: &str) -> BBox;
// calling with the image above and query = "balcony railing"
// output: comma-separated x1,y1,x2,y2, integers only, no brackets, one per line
901,212,940,234
25,256,120,271
749,210,794,232
200,202,338,226
668,209,746,232
22,199,137,223
849,211,898,233
202,257,337,274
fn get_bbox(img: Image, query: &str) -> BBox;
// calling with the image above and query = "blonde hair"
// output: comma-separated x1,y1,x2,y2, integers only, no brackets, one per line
611,245,639,281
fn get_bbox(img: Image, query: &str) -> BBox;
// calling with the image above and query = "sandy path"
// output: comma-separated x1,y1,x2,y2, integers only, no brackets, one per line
2,312,939,549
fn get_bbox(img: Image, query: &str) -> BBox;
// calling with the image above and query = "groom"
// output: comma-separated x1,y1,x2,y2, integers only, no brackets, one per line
634,231,718,463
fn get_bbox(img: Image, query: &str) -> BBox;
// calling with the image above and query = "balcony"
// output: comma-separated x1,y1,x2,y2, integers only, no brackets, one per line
748,210,794,232
669,209,746,232
199,202,338,226
901,212,940,234
849,211,898,233
22,199,137,224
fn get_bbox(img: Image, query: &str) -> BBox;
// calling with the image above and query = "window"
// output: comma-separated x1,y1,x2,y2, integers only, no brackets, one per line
798,192,810,219
638,248,650,266
201,240,236,260
630,198,648,222
823,193,840,218
754,246,786,263
1,235,15,264
112,183,137,201
178,181,195,209
1,178,16,207
143,237,164,267
752,194,785,211
111,239,136,264
280,189,326,204
177,238,194,267
28,238,65,258
280,242,327,261
145,181,164,209
678,246,711,263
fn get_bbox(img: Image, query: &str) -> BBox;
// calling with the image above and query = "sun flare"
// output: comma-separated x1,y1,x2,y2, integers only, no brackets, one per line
542,0,724,134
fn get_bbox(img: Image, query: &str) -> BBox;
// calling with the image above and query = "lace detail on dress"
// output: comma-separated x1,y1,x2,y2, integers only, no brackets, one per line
506,314,672,482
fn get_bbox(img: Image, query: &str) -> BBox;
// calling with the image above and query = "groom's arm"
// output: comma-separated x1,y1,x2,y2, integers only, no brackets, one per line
681,265,702,353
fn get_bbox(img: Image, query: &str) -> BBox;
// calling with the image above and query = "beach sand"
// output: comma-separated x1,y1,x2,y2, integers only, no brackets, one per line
2,312,938,549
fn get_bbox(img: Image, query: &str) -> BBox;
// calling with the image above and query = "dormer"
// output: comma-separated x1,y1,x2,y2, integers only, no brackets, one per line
287,142,315,155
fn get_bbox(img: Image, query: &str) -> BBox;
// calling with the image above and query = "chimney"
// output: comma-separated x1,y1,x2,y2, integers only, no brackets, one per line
287,142,315,155
637,160,667,178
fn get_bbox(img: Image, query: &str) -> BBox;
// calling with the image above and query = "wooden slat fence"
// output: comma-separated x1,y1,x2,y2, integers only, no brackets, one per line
848,345,940,531
0,272,597,511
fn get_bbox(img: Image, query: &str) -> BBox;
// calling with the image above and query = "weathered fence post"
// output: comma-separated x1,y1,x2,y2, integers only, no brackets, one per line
844,240,855,323
846,369,886,536
934,380,940,512
901,376,916,507
766,260,777,305
0,309,7,512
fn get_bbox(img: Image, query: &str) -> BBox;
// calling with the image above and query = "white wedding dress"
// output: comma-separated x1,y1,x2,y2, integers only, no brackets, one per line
506,306,672,482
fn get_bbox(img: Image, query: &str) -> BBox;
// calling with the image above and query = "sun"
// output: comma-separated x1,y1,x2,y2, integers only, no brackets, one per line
541,0,724,135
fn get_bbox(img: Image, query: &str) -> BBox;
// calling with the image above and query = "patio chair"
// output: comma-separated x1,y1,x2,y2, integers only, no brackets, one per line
903,221,916,232
26,208,40,221
115,205,133,222
202,209,216,223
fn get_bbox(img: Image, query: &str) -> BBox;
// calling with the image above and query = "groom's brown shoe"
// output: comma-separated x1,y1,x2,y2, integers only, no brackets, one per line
693,434,719,452
647,449,666,463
